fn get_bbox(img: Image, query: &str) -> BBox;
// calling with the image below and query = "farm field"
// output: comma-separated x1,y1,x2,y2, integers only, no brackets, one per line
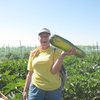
0,46,100,100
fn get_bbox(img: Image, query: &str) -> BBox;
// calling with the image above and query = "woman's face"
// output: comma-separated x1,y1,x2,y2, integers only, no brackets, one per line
38,33,50,47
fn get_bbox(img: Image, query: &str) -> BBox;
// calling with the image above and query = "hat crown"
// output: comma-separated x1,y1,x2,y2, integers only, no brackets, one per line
39,28,51,35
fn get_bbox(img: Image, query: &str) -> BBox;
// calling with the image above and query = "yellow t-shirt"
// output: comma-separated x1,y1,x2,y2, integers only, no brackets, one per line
27,47,62,91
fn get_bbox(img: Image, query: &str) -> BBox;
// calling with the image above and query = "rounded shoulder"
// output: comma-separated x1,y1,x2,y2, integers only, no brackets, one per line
50,47,62,54
30,48,40,57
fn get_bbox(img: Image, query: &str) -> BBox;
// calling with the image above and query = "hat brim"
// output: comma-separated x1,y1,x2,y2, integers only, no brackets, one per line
38,32,51,35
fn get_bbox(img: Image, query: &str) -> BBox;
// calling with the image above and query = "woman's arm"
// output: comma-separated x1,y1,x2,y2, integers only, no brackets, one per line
51,48,76,74
23,48,39,100
23,71,33,100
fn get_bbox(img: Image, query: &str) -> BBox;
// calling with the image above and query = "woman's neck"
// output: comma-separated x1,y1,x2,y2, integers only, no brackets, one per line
39,45,50,50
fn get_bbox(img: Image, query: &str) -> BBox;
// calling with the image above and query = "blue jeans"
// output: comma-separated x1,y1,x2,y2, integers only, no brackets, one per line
28,83,62,100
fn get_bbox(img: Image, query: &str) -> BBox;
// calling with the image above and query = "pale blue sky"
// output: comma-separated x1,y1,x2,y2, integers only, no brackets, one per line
0,0,100,47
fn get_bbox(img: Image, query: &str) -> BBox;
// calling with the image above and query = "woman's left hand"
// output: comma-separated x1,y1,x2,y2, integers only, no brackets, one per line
61,48,76,58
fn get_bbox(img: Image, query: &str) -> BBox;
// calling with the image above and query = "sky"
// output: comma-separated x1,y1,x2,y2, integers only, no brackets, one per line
0,0,100,47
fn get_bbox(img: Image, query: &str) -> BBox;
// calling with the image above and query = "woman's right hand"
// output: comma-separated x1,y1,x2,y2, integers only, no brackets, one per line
23,91,28,100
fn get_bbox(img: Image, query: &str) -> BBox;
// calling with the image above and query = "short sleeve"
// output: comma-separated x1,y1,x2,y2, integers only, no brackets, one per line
54,48,62,61
27,51,33,71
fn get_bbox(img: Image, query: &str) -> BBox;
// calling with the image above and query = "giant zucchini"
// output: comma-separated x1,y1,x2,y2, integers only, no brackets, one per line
50,34,86,58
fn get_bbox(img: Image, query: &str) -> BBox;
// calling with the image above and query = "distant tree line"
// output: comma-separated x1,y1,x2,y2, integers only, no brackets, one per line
0,46,35,61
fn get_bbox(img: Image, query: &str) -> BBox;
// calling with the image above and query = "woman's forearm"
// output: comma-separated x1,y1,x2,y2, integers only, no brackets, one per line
51,56,64,74
51,48,76,74
23,71,33,92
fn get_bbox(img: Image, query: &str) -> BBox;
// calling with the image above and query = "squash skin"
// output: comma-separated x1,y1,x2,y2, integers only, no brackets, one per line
50,34,86,58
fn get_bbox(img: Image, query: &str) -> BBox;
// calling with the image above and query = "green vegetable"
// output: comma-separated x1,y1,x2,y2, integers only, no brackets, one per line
50,34,86,58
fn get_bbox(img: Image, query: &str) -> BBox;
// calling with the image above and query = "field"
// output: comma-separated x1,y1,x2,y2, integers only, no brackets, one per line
0,46,100,100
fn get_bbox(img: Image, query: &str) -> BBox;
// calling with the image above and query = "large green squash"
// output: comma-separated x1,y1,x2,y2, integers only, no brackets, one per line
50,34,86,58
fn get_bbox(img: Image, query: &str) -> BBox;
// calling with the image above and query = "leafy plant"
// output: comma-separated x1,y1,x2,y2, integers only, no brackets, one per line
0,52,100,99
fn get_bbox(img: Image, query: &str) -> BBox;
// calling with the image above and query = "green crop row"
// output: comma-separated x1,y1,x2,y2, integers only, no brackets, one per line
0,53,100,100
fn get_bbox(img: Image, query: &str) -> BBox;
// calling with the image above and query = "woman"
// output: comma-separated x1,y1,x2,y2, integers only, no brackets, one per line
23,28,76,100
